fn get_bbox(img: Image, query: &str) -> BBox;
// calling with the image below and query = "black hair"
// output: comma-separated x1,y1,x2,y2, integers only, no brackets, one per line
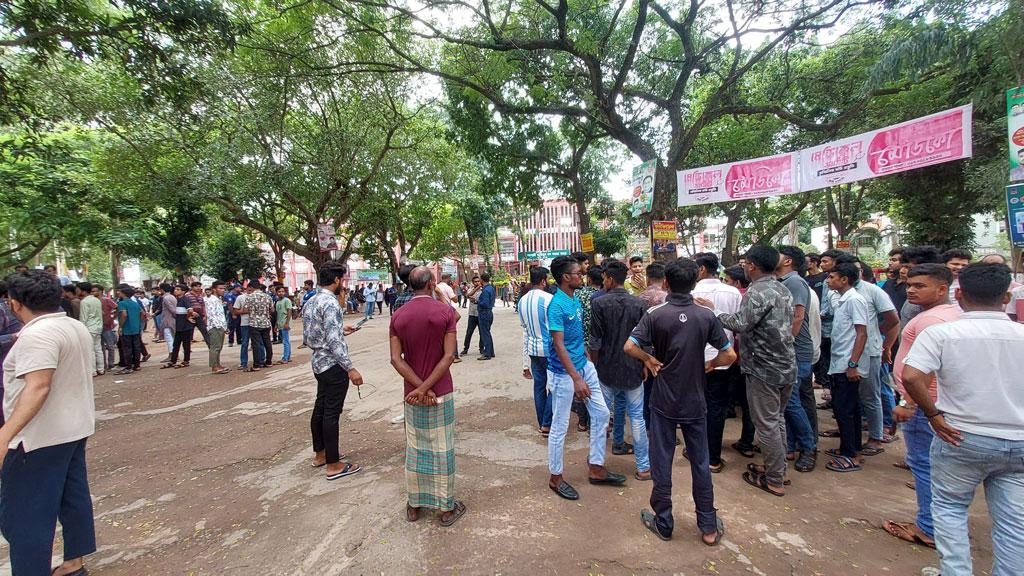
603,260,628,285
0,280,7,298
6,270,62,313
957,263,1011,306
629,256,644,265
408,267,433,290
806,253,821,265
942,248,973,264
745,245,780,274
212,281,226,289
831,263,860,286
78,281,94,293
906,263,953,286
120,286,134,298
645,262,666,280
94,284,105,292
190,281,203,288
723,265,749,288
860,265,876,283
303,279,314,285
62,285,77,295
820,249,844,260
664,258,699,294
901,246,942,265
175,283,189,292
480,273,491,282
550,256,577,285
397,263,415,285
777,245,806,274
888,247,904,257
318,261,349,286
160,282,173,292
529,266,549,285
693,252,720,275
834,254,858,265
570,252,589,265
586,265,604,285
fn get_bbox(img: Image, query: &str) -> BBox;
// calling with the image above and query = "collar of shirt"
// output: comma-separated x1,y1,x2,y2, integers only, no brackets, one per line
838,288,859,303
750,275,774,286
960,310,1014,320
19,311,66,329
665,292,693,305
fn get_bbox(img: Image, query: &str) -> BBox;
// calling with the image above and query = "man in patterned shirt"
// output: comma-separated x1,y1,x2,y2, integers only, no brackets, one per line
246,283,274,369
697,245,796,497
205,281,230,374
302,261,364,480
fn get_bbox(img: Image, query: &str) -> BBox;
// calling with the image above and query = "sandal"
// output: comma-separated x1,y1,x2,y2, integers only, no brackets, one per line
634,471,652,481
745,463,791,485
174,362,189,368
742,470,785,497
861,445,884,456
731,442,756,458
406,504,420,523
640,509,671,541
577,423,589,432
160,363,178,369
880,433,899,444
702,517,726,547
326,462,362,480
709,460,725,473
826,455,861,472
818,428,841,438
893,461,911,471
215,368,231,374
905,481,915,490
883,520,936,549
439,501,467,527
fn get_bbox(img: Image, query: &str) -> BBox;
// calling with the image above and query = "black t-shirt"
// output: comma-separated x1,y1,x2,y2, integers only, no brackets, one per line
881,279,907,314
629,292,730,421
805,272,828,298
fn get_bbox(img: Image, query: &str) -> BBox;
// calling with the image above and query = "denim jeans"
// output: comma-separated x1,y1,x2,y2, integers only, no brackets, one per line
547,362,609,476
603,388,628,445
280,328,291,361
364,301,375,319
903,409,934,538
529,356,552,429
600,384,649,473
649,411,718,537
879,363,895,429
477,309,494,357
785,361,817,453
796,360,817,437
859,355,884,441
930,431,1024,576
239,325,250,368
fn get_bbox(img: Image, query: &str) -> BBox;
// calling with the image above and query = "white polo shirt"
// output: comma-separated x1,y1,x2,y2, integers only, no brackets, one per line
692,278,741,368
2,312,96,451
904,311,1024,440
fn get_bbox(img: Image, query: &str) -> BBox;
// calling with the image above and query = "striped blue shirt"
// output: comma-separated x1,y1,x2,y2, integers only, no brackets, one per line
518,287,553,369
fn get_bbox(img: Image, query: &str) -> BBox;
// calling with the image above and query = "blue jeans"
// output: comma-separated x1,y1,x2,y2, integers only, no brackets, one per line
603,388,628,445
879,363,895,429
903,409,935,538
280,328,291,361
477,309,494,357
547,362,609,476
930,431,1024,576
530,356,552,429
600,384,649,473
239,325,250,368
785,361,817,453
364,301,375,319
859,355,884,441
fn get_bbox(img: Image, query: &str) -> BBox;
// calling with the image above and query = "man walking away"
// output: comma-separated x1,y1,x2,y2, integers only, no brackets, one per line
518,267,554,436
0,270,97,576
701,246,795,497
78,282,105,377
626,258,735,545
882,264,958,550
902,262,1024,576
302,261,364,481
474,273,496,360
590,260,650,480
390,267,466,526
206,282,230,374
116,286,145,374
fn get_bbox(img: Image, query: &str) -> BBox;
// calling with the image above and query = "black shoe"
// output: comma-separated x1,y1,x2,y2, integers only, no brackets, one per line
795,450,817,472
460,349,469,356
550,480,579,500
612,442,634,455
589,471,627,485
477,355,493,361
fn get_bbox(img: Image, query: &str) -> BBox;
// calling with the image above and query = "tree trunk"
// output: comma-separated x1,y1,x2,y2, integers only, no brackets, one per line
649,163,675,262
571,179,591,236
110,249,121,287
720,204,744,266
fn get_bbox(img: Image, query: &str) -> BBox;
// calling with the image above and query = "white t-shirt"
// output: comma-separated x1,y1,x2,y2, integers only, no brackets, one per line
692,279,741,367
233,293,250,327
2,312,95,451
437,282,457,309
904,311,1024,440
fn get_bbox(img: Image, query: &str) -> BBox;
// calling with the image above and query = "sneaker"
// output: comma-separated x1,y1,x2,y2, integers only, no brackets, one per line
390,414,405,424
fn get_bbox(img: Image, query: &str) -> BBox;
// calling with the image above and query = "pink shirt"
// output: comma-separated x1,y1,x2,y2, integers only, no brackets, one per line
894,303,960,401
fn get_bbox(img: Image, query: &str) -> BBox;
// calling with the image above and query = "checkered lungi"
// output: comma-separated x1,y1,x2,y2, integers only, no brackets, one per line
405,393,456,511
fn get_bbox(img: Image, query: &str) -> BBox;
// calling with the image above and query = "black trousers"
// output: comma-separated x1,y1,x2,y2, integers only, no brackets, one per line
196,321,210,345
171,327,194,363
228,316,241,345
732,372,756,448
831,373,862,458
649,411,718,537
798,366,818,437
813,338,832,389
121,333,143,369
705,368,734,466
254,327,273,366
311,365,351,464
462,315,480,352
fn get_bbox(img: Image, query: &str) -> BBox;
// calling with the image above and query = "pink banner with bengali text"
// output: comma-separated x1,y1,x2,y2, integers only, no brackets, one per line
677,152,798,206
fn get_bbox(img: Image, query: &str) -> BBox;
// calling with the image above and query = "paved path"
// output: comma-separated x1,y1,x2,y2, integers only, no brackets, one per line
2,305,992,574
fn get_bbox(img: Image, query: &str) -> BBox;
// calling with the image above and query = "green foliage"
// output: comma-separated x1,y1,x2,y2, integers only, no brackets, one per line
199,229,269,282
592,225,628,258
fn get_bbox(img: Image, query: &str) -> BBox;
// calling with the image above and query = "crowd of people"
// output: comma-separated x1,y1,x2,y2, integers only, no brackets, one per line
1,242,1022,575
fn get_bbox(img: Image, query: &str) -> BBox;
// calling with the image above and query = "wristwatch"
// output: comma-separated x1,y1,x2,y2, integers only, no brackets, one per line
898,399,914,408
847,360,859,369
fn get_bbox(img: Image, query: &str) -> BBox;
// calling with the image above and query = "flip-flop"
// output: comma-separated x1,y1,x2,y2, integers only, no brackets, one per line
819,429,841,438
326,462,362,480
731,442,756,458
215,368,231,374
634,471,652,481
893,461,911,471
824,448,844,458
160,363,178,369
880,433,899,444
742,471,785,497
702,517,726,547
905,481,915,490
882,520,936,549
439,501,467,527
709,461,725,474
746,463,791,484
826,455,861,472
640,509,671,541
861,446,885,456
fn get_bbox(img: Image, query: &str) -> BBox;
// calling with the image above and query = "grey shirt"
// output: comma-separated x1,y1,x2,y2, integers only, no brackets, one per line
779,271,814,363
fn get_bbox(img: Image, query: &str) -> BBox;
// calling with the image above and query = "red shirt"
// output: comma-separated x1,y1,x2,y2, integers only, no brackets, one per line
101,297,118,331
389,295,457,397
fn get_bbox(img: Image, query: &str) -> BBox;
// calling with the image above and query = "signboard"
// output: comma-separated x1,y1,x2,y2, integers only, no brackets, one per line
677,152,798,207
801,104,973,192
1009,88,1024,182
677,104,974,207
355,269,388,282
836,240,852,250
629,159,657,217
1007,184,1024,247
580,233,595,253
316,223,338,252
518,249,570,261
651,221,678,254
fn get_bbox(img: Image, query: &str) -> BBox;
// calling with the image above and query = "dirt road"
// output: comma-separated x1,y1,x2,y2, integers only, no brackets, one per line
1,305,993,575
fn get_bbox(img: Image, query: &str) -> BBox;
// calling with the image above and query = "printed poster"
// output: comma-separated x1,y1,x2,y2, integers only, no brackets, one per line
629,159,657,217
677,152,798,207
580,233,595,253
1009,88,1024,183
801,104,973,192
317,223,338,252
1007,184,1024,247
651,221,678,253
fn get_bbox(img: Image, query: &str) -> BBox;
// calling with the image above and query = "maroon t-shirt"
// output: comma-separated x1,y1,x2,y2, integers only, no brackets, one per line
389,295,457,397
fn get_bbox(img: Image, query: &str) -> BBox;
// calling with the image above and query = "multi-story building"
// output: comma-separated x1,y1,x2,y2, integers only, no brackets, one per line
516,199,581,257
